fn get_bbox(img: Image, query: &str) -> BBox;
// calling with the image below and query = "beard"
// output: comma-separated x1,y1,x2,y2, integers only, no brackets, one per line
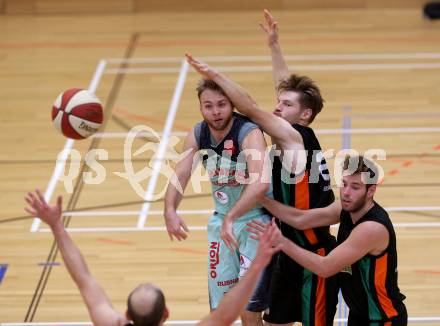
342,191,368,213
206,115,232,131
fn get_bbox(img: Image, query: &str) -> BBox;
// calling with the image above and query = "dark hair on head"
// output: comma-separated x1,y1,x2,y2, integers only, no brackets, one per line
127,285,166,326
277,74,324,123
342,155,379,188
196,78,231,103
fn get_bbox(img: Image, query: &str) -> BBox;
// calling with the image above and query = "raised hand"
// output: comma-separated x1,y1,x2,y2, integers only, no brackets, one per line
221,217,238,250
25,189,63,229
164,210,189,241
185,53,219,80
252,219,283,267
247,218,283,247
259,9,279,47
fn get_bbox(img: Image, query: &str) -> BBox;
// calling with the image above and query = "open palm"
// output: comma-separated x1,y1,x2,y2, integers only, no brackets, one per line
25,189,63,228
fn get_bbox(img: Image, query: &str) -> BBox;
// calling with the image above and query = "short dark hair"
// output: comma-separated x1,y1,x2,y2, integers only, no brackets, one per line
196,78,231,103
277,74,324,123
127,284,166,326
342,155,379,188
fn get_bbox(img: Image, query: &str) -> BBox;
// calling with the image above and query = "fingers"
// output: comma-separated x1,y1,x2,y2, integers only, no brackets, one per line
221,232,238,251
25,193,34,206
263,9,275,24
25,207,37,216
57,195,62,209
226,237,238,251
245,219,267,240
27,191,37,204
258,21,269,34
181,220,189,232
26,191,42,212
170,229,187,241
169,225,188,242
185,53,199,67
185,52,193,61
35,189,46,207
246,219,267,232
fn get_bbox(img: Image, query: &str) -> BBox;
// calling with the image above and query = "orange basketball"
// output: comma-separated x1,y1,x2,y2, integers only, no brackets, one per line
52,88,103,139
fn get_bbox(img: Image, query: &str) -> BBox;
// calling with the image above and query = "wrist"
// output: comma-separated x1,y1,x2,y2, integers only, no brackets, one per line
224,213,236,223
164,207,176,215
50,221,65,233
269,41,281,50
280,236,289,249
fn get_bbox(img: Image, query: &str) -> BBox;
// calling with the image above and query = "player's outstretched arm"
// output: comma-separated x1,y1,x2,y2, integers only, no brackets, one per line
198,221,282,326
25,190,125,326
185,53,299,150
247,216,388,278
280,220,389,277
259,9,289,88
260,197,341,229
164,129,199,241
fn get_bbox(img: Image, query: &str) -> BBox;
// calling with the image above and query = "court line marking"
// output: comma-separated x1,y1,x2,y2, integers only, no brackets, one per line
105,52,440,64
105,63,440,74
137,59,189,229
30,59,108,233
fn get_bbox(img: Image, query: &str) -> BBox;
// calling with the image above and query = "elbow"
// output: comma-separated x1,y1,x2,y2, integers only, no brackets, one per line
318,269,333,278
257,182,270,199
292,216,308,230
316,259,336,278
212,312,236,326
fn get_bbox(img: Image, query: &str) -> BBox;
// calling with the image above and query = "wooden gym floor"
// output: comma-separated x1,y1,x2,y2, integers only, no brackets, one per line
0,8,440,325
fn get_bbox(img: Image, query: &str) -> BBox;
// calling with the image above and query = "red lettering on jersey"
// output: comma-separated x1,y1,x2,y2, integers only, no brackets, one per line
209,241,220,279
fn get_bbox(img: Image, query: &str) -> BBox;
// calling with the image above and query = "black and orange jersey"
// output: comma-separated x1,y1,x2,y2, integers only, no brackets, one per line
272,124,335,249
338,202,407,322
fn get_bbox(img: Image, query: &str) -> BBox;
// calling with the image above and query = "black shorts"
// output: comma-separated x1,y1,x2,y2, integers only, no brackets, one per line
246,264,271,312
263,250,339,326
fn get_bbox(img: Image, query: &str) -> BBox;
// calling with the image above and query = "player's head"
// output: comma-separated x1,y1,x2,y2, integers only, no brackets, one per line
197,79,234,131
126,283,169,326
274,74,324,126
340,155,379,213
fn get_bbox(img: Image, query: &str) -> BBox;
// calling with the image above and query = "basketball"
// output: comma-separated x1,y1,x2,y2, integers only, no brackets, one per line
52,88,104,139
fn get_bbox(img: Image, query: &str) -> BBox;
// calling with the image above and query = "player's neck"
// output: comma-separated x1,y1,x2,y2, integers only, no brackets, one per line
350,200,374,223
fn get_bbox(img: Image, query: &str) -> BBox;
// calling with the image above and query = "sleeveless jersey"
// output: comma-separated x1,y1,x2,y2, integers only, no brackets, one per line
338,202,406,321
272,124,335,249
196,113,265,217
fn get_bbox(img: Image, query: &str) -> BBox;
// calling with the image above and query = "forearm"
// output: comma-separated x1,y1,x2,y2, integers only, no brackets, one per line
226,182,268,221
260,196,303,229
211,72,263,120
164,186,184,214
164,169,191,213
281,237,331,278
51,223,92,286
214,260,265,324
269,41,289,88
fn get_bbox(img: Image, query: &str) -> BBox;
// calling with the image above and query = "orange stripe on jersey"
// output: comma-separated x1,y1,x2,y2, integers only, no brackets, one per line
295,171,310,209
315,248,327,326
375,253,398,318
295,171,318,245
384,322,392,326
